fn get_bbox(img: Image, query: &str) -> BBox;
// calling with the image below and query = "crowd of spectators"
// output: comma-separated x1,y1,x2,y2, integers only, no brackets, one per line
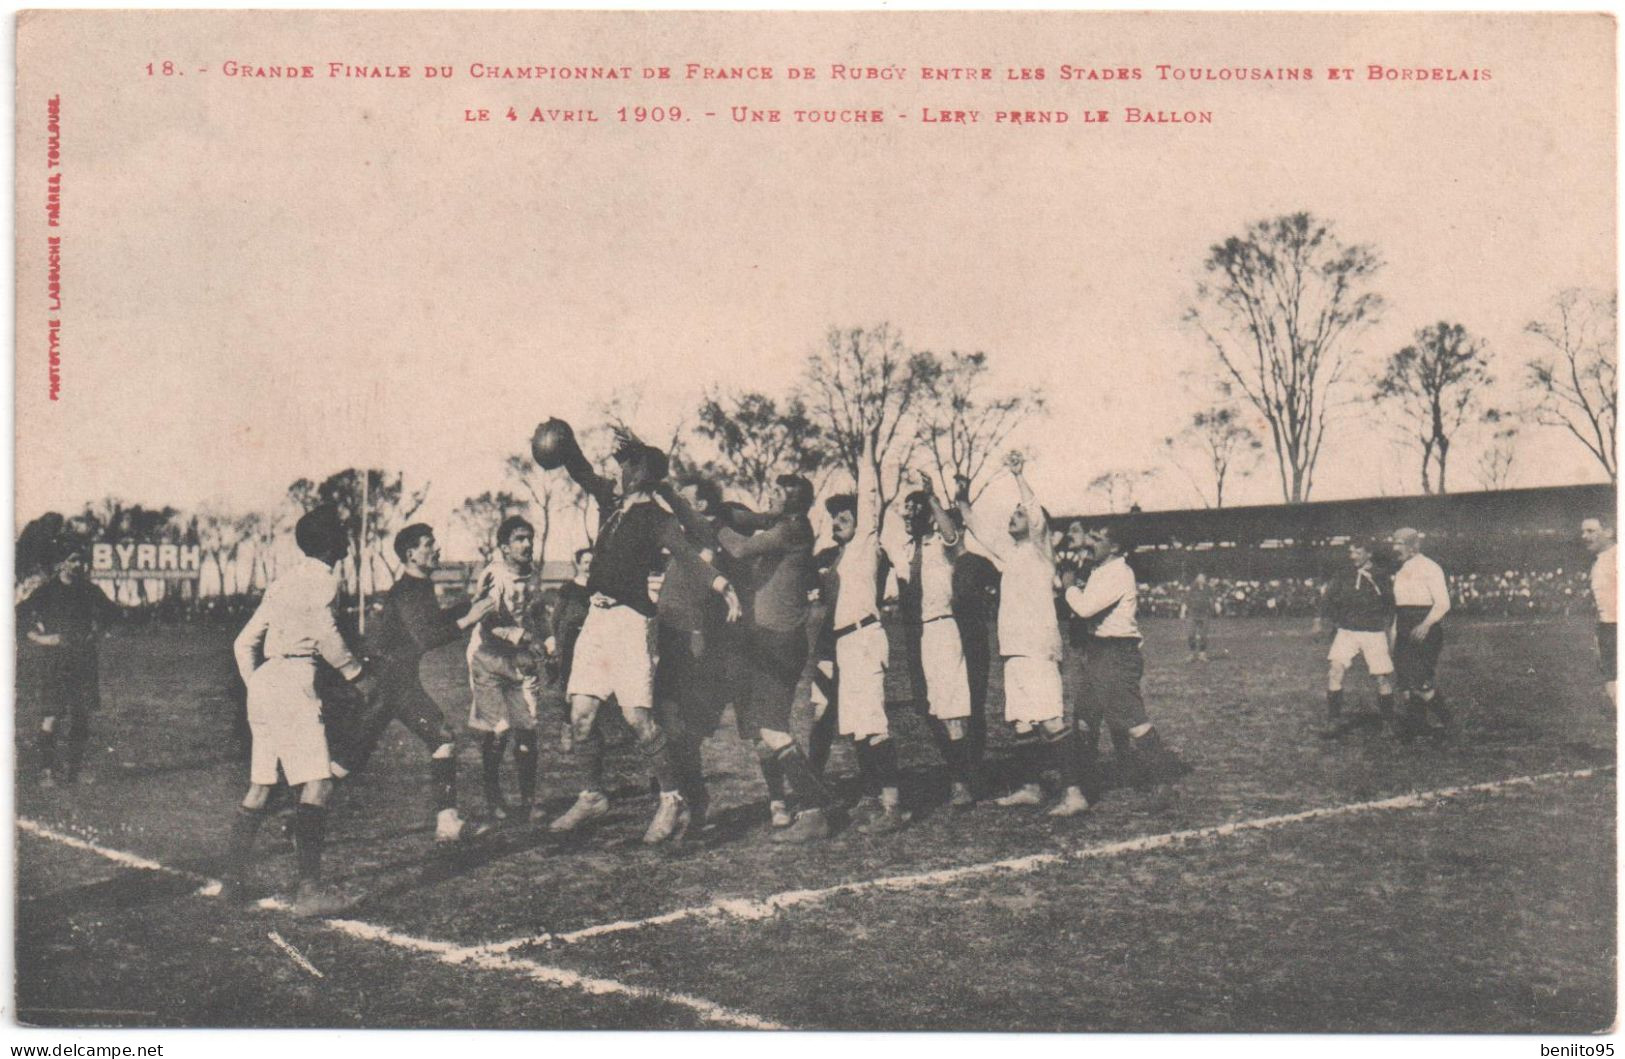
1139,568,1595,620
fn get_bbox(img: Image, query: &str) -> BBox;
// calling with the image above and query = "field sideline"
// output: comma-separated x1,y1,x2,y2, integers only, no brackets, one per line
13,615,1618,1031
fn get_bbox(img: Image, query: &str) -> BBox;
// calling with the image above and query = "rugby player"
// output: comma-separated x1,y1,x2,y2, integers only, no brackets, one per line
959,452,1087,814
224,506,379,916
716,469,834,842
466,515,546,821
896,468,976,808
1065,526,1181,810
17,537,121,786
549,423,741,845
1312,540,1396,738
1581,516,1617,717
331,523,496,842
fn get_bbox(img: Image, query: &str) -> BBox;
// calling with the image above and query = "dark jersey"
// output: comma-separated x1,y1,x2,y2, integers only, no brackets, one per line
370,573,468,671
552,580,592,650
566,449,722,618
1323,567,1394,633
17,577,120,656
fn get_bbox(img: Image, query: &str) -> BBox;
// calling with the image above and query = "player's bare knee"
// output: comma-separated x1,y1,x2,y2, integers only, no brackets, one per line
757,728,793,751
944,719,967,740
1013,722,1034,735
241,785,271,811
1039,717,1067,736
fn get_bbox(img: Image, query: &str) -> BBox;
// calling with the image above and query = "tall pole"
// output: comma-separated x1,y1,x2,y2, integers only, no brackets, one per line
359,469,369,635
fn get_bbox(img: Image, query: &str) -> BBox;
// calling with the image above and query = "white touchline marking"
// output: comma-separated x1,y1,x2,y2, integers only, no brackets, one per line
465,765,1612,957
16,817,785,1030
267,931,325,978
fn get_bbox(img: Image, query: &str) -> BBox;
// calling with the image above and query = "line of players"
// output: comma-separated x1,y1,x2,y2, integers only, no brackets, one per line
220,419,1191,914
27,418,1611,917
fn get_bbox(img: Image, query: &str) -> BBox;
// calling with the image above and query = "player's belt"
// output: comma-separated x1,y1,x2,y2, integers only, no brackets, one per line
832,614,881,640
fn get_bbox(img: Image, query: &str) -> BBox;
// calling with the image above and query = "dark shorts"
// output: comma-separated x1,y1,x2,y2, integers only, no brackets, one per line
731,624,809,735
380,666,454,747
30,648,101,716
1599,623,1617,681
1393,607,1444,692
1072,636,1149,732
655,621,729,725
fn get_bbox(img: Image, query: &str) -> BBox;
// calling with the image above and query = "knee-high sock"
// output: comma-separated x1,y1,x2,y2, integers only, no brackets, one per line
1326,688,1345,720
428,755,457,813
943,734,973,785
808,705,837,778
774,744,831,809
480,732,509,802
64,715,90,779
854,740,881,798
1377,692,1396,720
1011,728,1045,787
1076,723,1104,804
870,737,899,791
513,730,540,804
225,804,269,881
638,728,678,793
1045,727,1082,790
1111,724,1149,789
292,804,328,883
672,732,708,815
575,726,606,793
757,743,788,802
37,719,58,775
1129,727,1173,787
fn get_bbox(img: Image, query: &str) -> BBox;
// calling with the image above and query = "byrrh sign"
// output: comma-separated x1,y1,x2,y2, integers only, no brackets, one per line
91,541,203,581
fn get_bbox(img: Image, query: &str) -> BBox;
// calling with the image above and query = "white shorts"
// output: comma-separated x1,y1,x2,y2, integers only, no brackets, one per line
919,618,971,721
246,658,332,787
1002,655,1064,725
836,622,890,740
1328,629,1394,676
466,646,540,734
566,603,655,710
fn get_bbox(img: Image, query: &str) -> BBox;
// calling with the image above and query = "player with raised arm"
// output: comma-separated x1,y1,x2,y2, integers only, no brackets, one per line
222,505,379,916
896,468,977,808
538,419,741,845
330,523,496,843
958,452,1088,815
715,470,835,842
822,433,910,833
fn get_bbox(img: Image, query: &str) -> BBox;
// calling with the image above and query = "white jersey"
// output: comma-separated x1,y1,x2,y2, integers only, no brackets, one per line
470,556,538,655
1393,554,1450,615
1593,544,1617,624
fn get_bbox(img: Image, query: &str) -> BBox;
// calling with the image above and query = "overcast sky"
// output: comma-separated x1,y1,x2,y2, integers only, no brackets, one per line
15,11,1616,559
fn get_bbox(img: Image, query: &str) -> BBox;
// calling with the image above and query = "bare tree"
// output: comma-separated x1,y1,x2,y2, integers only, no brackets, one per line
802,323,940,513
1161,384,1264,508
1187,212,1384,503
194,504,251,595
455,491,530,563
1087,469,1156,514
505,454,570,567
915,350,1045,504
1473,408,1521,491
1373,321,1491,494
690,389,827,507
1525,288,1617,481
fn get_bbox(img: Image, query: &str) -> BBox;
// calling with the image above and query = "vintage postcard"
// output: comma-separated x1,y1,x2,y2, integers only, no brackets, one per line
11,9,1618,1038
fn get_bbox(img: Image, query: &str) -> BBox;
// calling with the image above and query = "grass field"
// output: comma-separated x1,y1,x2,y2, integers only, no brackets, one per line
13,615,1617,1032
